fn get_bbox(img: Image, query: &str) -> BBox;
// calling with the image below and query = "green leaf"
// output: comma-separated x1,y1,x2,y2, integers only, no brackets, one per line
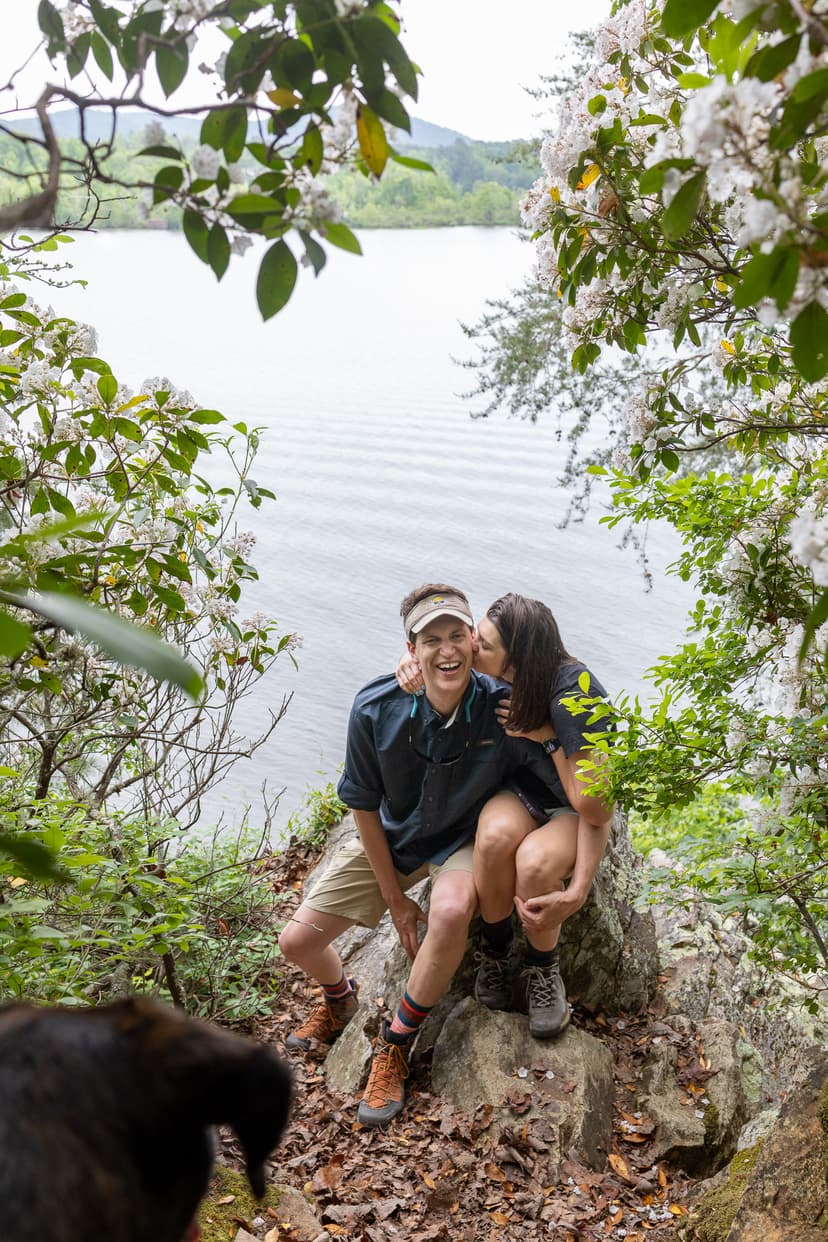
299,123,324,175
745,33,801,83
227,193,283,215
47,488,75,518
322,221,362,255
270,38,315,93
0,835,67,882
37,0,65,54
389,150,434,173
0,611,32,659
138,144,184,161
662,171,706,241
66,31,91,77
799,587,828,665
792,66,828,103
207,223,231,281
0,590,203,698
97,373,117,404
90,29,115,77
155,39,189,97
151,583,186,612
256,240,298,321
299,229,326,276
662,0,720,38
790,301,828,382
733,247,799,311
183,210,210,263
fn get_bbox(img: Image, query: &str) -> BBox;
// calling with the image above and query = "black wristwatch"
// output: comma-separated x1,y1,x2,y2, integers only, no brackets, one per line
542,737,561,756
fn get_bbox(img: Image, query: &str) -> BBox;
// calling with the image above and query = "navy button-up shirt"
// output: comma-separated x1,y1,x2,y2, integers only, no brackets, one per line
337,670,558,874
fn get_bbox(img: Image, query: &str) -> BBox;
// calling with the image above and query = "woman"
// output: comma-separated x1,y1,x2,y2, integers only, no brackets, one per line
397,592,614,1038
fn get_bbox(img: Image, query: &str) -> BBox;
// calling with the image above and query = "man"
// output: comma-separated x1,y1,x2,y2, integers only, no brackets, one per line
278,584,557,1128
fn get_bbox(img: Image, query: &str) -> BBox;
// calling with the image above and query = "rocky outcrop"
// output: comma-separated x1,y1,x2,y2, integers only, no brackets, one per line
637,1017,761,1176
296,812,827,1227
650,861,825,1100
687,1049,828,1241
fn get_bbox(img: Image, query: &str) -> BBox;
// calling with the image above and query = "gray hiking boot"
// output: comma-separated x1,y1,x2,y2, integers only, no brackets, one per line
517,955,570,1038
474,946,514,1011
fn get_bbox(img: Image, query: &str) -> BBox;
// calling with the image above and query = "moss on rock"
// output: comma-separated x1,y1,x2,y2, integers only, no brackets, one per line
199,1164,286,1242
688,1144,762,1242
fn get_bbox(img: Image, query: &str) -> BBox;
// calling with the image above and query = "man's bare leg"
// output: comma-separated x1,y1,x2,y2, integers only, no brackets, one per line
278,904,358,1051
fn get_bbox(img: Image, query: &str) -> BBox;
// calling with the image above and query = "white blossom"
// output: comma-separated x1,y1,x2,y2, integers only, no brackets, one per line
190,144,221,181
788,508,828,587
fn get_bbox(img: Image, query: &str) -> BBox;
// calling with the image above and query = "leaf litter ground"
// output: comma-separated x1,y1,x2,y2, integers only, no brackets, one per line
212,837,702,1242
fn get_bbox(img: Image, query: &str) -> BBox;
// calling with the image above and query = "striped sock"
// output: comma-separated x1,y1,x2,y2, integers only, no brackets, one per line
389,990,432,1039
322,973,353,1004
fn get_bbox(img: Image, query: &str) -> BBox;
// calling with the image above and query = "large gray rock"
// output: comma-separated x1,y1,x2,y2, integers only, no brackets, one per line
637,1017,762,1176
652,891,827,1100
559,809,658,1012
431,998,614,1172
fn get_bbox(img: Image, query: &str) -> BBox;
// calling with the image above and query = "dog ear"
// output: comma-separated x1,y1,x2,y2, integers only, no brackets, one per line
124,1001,292,1197
207,1043,293,1198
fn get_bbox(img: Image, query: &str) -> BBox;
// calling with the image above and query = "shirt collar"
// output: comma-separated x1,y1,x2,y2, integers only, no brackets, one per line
410,680,477,729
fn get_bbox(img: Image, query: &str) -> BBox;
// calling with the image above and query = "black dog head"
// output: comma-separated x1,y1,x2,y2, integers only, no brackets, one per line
0,998,292,1242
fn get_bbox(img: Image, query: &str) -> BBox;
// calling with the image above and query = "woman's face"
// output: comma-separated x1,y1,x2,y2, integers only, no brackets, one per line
474,615,514,682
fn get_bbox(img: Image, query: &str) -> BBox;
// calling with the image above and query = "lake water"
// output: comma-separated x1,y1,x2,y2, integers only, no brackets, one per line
44,227,695,837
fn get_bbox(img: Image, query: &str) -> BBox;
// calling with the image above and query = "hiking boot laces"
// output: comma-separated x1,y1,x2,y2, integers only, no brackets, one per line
524,962,561,1009
475,949,511,991
362,1035,411,1110
287,979,358,1049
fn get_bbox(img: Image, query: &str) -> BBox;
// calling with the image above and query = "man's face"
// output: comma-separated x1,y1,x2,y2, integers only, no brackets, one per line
409,615,474,699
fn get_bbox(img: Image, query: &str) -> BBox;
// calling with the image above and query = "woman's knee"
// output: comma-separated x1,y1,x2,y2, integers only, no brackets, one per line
515,832,571,890
476,805,531,862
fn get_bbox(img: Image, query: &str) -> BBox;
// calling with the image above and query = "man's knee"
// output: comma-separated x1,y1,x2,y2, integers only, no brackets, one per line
427,876,476,940
278,911,329,963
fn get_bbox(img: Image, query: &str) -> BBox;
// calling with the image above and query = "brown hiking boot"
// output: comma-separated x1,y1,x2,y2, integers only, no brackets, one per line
286,978,359,1051
356,1022,412,1128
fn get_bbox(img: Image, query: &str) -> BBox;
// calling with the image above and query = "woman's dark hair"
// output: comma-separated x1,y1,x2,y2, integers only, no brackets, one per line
486,593,573,732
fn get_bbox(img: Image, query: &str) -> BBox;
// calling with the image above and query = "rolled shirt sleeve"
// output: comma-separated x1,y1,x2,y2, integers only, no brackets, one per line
337,699,384,810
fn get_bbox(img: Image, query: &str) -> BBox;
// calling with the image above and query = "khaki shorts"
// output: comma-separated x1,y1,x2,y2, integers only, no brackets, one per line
303,836,476,929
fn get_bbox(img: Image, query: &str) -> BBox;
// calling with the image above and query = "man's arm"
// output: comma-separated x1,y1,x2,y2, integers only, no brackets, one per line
353,809,427,962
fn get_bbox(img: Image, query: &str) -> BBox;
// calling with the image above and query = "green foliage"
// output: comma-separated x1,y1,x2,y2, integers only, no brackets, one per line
0,241,295,859
471,5,828,985
4,0,422,317
286,778,348,848
629,781,745,857
0,789,281,1023
633,782,827,1005
0,128,530,232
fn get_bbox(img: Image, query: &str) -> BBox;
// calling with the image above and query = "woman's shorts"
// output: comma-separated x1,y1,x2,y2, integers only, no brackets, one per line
506,782,576,826
302,836,476,929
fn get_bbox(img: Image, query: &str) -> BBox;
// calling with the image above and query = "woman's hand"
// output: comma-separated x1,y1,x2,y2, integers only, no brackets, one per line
388,894,428,961
395,653,424,694
514,887,585,933
495,697,557,745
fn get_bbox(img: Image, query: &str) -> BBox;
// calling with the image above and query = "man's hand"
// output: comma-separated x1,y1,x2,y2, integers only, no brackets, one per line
514,887,585,934
389,894,428,961
395,653,424,694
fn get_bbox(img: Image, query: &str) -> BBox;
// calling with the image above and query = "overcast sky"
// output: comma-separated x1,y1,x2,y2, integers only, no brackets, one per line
0,0,611,141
